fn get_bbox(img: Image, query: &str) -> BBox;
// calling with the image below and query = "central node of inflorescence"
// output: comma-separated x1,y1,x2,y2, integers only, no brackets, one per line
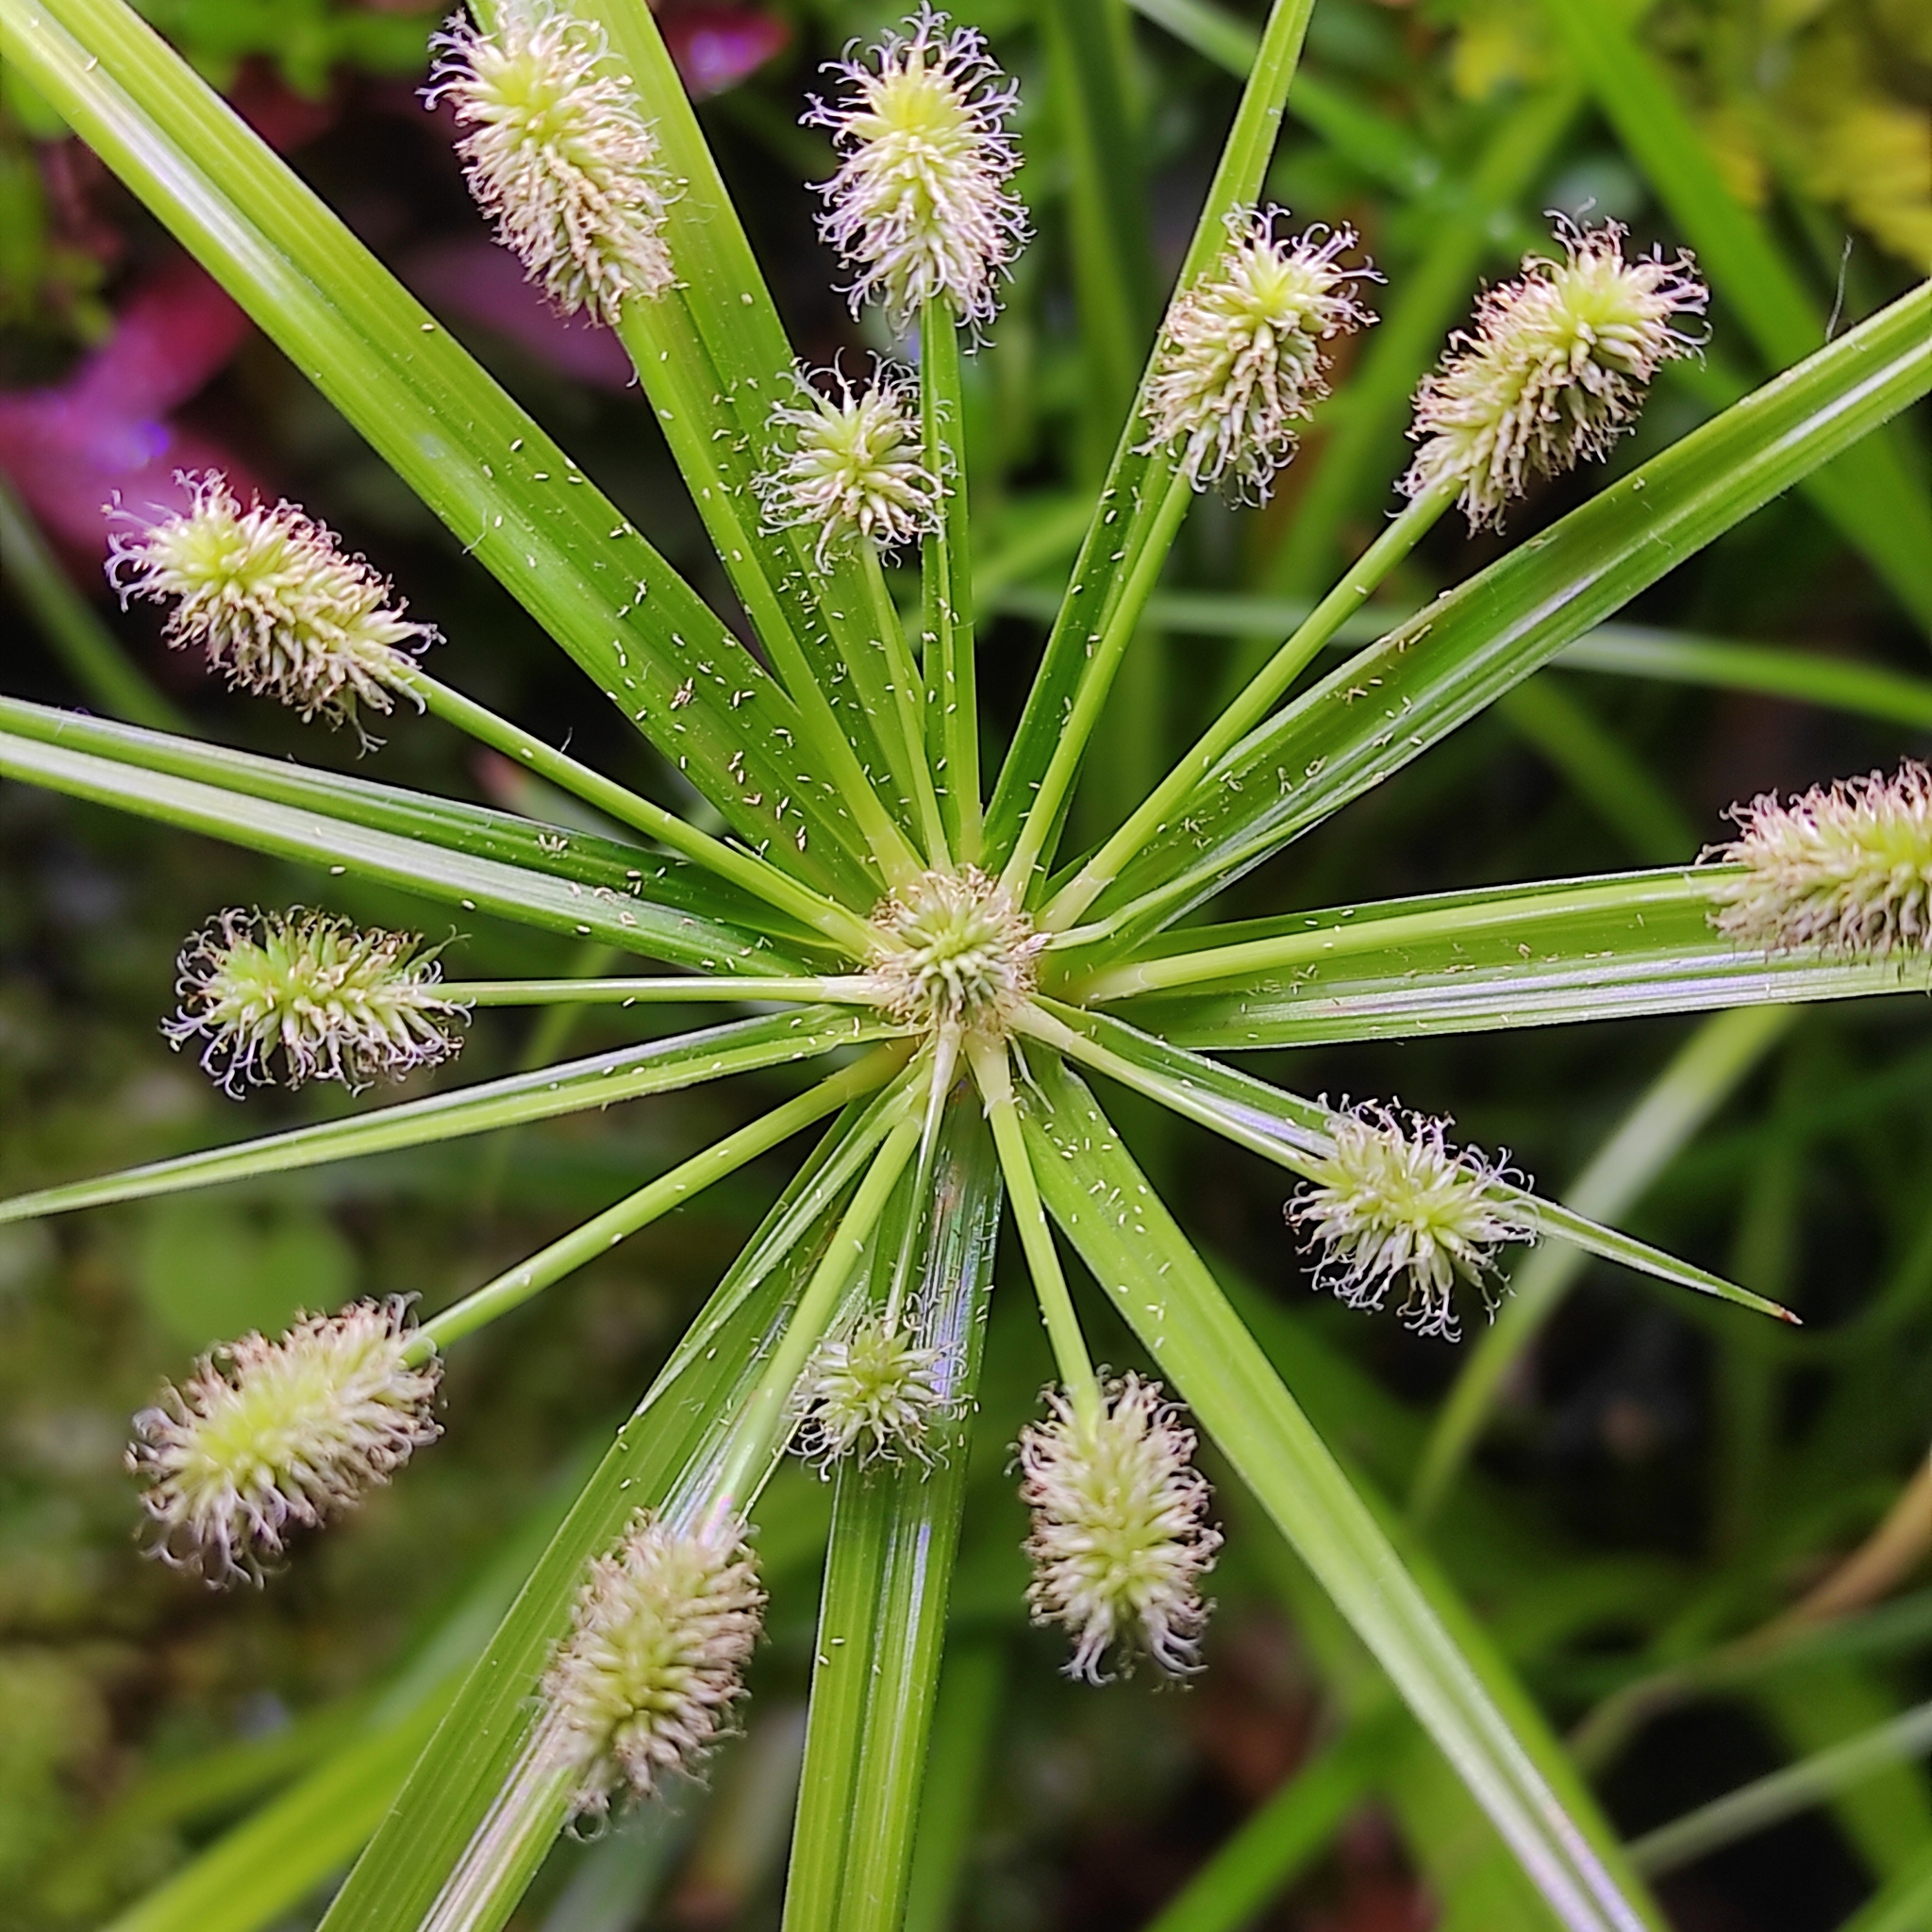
863,866,1042,1040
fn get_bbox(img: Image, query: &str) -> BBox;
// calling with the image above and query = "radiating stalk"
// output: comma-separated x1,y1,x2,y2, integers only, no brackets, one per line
1042,478,1455,929
401,669,876,953
921,301,981,859
415,1053,899,1355
441,976,872,1007
999,464,1193,900
861,541,950,863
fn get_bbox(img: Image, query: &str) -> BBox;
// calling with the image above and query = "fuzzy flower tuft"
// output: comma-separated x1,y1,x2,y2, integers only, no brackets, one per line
107,474,431,727
864,867,1043,1039
1019,1375,1221,1683
427,1,675,325
756,365,942,566
541,1511,765,1815
1403,218,1707,528
165,908,469,1097
1706,761,1932,959
807,5,1026,330
1141,210,1375,500
1287,1103,1535,1341
796,1317,947,1468
129,1299,441,1587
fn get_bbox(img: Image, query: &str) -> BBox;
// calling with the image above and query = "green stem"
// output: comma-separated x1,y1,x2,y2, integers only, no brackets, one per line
884,1027,959,1330
999,465,1194,900
400,667,875,957
439,975,874,1007
968,1035,1101,1424
411,1053,894,1358
0,472,191,734
710,1104,926,1508
1042,478,1455,930
921,299,980,860
861,542,950,863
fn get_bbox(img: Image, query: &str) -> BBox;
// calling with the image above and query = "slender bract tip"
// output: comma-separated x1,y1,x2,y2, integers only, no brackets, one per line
756,363,942,567
107,473,431,728
1019,1374,1222,1683
1288,1101,1536,1341
1141,208,1376,501
165,908,470,1098
541,1510,765,1815
427,1,675,325
807,4,1026,331
1403,217,1707,529
129,1298,441,1588
795,1316,947,1469
1707,761,1932,960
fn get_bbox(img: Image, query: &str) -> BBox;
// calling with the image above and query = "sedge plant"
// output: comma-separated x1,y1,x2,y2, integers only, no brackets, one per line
0,1,1929,1927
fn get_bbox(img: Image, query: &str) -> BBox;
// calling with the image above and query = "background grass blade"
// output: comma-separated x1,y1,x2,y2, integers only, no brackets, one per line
1024,1057,1663,1932
2,0,877,896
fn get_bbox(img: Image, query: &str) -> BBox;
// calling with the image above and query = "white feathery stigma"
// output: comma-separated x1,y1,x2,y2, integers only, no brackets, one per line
107,474,430,728
1287,1102,1535,1341
757,365,942,567
128,1298,441,1588
428,1,675,325
541,1510,765,1815
1707,761,1932,959
1141,209,1375,500
795,1316,947,1469
165,908,469,1098
807,5,1026,331
864,867,1043,1040
1019,1375,1221,1683
1403,217,1707,528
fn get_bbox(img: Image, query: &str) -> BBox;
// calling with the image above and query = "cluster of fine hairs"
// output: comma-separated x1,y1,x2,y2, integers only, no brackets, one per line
794,1315,948,1469
541,1511,766,1816
755,363,942,566
128,1300,441,1587
165,908,470,1097
1706,761,1932,961
807,3,1025,329
864,867,1044,1036
1403,217,1707,528
428,1,675,325
1288,1103,1538,1341
1019,1375,1223,1683
108,473,431,728
1142,209,1377,500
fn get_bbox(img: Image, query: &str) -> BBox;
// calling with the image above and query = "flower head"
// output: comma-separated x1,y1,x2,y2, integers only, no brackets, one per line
796,1317,947,1468
1141,210,1375,500
1287,1103,1535,1340
1403,218,1707,528
427,1,675,325
1707,761,1932,958
756,365,942,567
1020,1376,1220,1682
807,6,1026,330
864,867,1042,1039
541,1511,765,1815
107,474,431,728
129,1299,441,1587
165,908,469,1098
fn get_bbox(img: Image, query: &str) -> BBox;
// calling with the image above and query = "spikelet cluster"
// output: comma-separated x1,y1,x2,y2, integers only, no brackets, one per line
1403,219,1707,528
757,365,942,567
796,1317,947,1468
1706,761,1932,959
541,1511,765,1815
807,5,1026,330
1287,1103,1535,1341
1142,211,1375,500
428,2,675,325
129,1299,441,1587
865,867,1042,1039
1019,1376,1221,1683
166,908,469,1097
107,474,430,727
